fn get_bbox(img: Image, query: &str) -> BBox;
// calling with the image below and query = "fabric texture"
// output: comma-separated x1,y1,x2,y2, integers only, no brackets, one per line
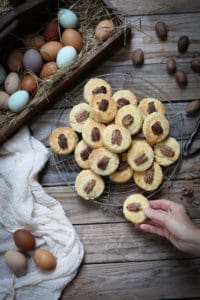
0,126,84,300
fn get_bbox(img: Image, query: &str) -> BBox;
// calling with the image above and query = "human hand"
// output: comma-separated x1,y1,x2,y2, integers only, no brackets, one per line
138,199,200,255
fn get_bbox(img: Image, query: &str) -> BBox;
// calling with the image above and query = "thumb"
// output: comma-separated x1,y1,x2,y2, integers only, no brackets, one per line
144,207,167,225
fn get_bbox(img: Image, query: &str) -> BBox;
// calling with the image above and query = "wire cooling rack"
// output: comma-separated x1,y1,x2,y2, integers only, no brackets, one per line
49,73,183,209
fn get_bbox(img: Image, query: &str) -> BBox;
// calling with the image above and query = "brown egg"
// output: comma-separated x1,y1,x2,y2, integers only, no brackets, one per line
95,19,115,42
62,29,83,53
23,34,45,49
34,249,57,271
21,75,37,94
7,49,23,72
40,41,63,61
40,61,58,79
43,18,59,41
13,229,36,251
0,91,9,110
5,250,27,274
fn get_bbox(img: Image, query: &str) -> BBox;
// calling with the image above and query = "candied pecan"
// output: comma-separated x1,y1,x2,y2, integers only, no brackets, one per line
134,153,148,165
111,129,122,146
98,99,109,111
117,161,129,172
84,179,96,194
151,121,163,135
58,134,68,149
97,156,110,170
160,145,175,157
122,114,134,127
147,101,156,114
80,146,92,161
91,127,100,142
92,86,107,95
144,165,155,184
75,110,89,122
117,97,130,108
127,202,142,212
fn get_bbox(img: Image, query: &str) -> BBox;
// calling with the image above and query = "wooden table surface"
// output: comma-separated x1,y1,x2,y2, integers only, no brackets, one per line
29,1,200,299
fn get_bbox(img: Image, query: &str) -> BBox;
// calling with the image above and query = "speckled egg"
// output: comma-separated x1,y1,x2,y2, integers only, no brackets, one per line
4,72,20,94
7,49,23,72
58,9,78,29
40,41,63,61
40,61,58,79
8,90,30,112
0,91,9,110
0,64,6,85
20,75,37,94
56,46,77,69
23,49,43,74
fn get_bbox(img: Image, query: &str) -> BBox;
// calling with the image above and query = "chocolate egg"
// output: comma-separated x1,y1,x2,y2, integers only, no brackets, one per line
43,18,59,41
13,229,36,251
4,72,20,94
23,49,43,74
7,49,23,72
62,29,83,53
20,75,37,94
0,91,9,110
40,41,63,61
23,34,45,49
40,61,58,79
5,250,27,274
34,249,57,271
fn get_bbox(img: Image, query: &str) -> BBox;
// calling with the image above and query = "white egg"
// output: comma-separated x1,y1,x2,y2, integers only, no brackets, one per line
4,72,20,94
8,90,30,112
5,250,27,274
56,46,77,69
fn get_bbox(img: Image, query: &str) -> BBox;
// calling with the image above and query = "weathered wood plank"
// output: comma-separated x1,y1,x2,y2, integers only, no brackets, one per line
73,220,200,264
107,0,200,16
44,179,200,224
61,258,200,300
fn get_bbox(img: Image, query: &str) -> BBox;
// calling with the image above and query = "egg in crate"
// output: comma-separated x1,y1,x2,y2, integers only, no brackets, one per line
23,34,45,49
0,91,9,110
20,75,38,94
40,61,58,79
7,49,23,72
4,72,20,94
62,29,83,53
43,18,59,41
56,46,77,69
23,49,43,74
8,90,30,113
58,8,78,29
40,41,63,61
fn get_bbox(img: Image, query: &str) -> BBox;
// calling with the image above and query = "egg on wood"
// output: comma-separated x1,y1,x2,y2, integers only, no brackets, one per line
40,61,58,79
4,72,20,94
5,250,27,274
20,75,38,94
0,64,6,85
56,46,77,69
62,29,83,53
33,249,57,271
0,91,9,110
23,49,43,74
40,41,63,61
8,91,30,113
58,8,78,29
7,49,23,72
43,18,59,41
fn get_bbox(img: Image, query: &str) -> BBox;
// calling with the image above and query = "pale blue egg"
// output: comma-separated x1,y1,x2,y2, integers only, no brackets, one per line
58,9,78,28
56,46,77,69
0,64,6,85
8,90,30,112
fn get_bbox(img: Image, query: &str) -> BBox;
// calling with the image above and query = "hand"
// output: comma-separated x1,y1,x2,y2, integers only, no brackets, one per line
138,199,200,255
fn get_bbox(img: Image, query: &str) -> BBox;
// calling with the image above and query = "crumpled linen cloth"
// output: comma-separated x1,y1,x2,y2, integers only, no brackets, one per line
0,126,84,300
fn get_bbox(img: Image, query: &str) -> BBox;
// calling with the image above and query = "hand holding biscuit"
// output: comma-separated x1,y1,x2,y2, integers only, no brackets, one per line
138,199,200,255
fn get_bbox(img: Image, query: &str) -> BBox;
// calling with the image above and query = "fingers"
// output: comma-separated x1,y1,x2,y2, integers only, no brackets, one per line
139,223,165,237
149,199,174,210
144,207,167,225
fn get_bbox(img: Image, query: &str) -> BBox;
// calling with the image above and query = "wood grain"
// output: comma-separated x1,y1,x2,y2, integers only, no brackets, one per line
107,0,200,15
61,258,200,300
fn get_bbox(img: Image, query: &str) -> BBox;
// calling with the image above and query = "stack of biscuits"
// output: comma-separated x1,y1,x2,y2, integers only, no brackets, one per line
49,77,181,200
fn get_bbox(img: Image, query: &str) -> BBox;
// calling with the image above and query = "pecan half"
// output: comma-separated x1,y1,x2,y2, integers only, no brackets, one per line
58,134,68,149
160,145,175,157
127,202,142,212
147,101,156,114
75,110,89,123
151,121,163,135
92,86,107,95
134,153,148,165
97,156,110,170
91,127,100,142
98,99,109,111
117,97,130,108
122,114,134,127
144,165,155,184
84,179,96,194
117,161,129,172
80,146,92,161
111,129,122,146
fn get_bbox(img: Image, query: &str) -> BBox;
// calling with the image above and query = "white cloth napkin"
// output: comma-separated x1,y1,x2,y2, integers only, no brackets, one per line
0,126,84,300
